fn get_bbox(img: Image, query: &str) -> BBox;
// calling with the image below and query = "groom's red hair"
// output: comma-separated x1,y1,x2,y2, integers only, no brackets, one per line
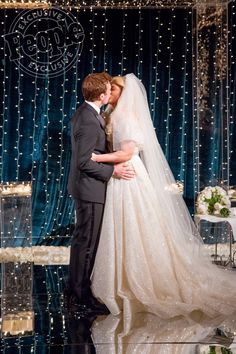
82,72,112,102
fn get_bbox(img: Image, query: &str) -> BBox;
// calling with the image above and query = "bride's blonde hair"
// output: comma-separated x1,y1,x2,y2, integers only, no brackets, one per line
111,76,125,89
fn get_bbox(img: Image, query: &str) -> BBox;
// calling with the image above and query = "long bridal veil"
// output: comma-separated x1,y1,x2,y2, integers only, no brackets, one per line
111,73,202,248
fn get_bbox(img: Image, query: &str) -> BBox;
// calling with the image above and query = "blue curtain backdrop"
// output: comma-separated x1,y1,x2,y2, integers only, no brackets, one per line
0,5,235,245
229,2,236,190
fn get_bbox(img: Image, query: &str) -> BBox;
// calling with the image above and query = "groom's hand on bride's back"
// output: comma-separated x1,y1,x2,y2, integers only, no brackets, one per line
113,163,136,180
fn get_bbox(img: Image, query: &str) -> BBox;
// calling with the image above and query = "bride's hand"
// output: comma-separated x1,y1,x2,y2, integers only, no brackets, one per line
91,153,98,161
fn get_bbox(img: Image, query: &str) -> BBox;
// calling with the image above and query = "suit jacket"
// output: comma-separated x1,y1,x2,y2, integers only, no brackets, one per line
68,102,114,203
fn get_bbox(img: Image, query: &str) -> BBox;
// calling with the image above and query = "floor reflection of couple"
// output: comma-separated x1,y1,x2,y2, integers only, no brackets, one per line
68,312,236,354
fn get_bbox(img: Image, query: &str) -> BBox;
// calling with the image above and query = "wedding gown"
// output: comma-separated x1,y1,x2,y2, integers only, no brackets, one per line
91,74,236,320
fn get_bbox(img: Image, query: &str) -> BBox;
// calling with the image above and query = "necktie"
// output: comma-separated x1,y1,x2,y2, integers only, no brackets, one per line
97,114,106,129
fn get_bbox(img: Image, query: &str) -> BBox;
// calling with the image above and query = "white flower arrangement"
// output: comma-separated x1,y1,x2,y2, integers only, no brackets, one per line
196,186,231,217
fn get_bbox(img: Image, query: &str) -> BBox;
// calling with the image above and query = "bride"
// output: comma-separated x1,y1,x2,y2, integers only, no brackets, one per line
91,73,236,320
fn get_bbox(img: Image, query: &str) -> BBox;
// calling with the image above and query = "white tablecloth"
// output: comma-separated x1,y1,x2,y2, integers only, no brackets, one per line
194,214,236,241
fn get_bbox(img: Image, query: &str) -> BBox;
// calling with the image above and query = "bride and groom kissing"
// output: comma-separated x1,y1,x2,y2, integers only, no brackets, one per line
66,71,236,320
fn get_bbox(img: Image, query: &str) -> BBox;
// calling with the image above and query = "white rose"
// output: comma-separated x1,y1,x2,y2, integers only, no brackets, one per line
205,186,213,191
222,197,231,207
216,186,226,195
213,209,220,215
214,202,221,210
197,194,205,202
204,190,212,199
197,203,208,215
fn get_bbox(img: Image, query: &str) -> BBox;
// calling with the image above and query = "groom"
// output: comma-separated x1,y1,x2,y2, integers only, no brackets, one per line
67,72,134,313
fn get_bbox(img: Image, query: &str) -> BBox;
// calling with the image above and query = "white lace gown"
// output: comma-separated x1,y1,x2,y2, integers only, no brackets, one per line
91,148,236,320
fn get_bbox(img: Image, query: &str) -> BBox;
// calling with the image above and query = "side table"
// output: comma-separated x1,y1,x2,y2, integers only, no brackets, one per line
194,214,236,267
0,182,34,336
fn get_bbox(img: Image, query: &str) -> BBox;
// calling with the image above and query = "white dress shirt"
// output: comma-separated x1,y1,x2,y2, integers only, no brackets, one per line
85,100,100,115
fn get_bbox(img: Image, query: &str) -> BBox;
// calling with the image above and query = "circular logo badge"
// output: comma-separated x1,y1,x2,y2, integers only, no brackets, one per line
4,8,85,78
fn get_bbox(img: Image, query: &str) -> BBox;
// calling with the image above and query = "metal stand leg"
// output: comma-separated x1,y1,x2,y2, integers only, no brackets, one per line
214,236,218,263
225,229,236,268
229,230,232,267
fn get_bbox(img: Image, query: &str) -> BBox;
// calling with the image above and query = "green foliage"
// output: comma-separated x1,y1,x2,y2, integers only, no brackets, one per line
203,189,230,217
220,208,230,217
209,346,233,354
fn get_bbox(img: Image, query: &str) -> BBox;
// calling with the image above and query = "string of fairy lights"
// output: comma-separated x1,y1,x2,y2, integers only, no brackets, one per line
0,0,198,9
229,1,236,187
89,10,95,72
164,9,173,159
192,2,232,197
179,13,191,182
136,10,143,78
0,11,6,180
102,10,107,72
120,11,127,74
193,1,235,244
151,13,161,120
0,1,234,244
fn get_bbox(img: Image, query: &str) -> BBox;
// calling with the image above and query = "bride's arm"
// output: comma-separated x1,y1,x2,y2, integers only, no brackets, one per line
92,141,136,163
92,151,131,163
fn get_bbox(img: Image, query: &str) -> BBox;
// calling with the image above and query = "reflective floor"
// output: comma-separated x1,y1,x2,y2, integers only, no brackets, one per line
0,263,236,353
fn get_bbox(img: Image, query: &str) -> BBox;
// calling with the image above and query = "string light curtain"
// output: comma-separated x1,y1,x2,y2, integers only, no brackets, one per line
229,1,236,188
0,5,232,245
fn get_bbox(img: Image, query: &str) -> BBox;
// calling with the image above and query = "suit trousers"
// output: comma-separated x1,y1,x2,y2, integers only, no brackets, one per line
69,199,104,301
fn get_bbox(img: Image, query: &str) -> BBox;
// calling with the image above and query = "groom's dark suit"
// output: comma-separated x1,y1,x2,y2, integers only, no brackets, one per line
68,102,114,302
